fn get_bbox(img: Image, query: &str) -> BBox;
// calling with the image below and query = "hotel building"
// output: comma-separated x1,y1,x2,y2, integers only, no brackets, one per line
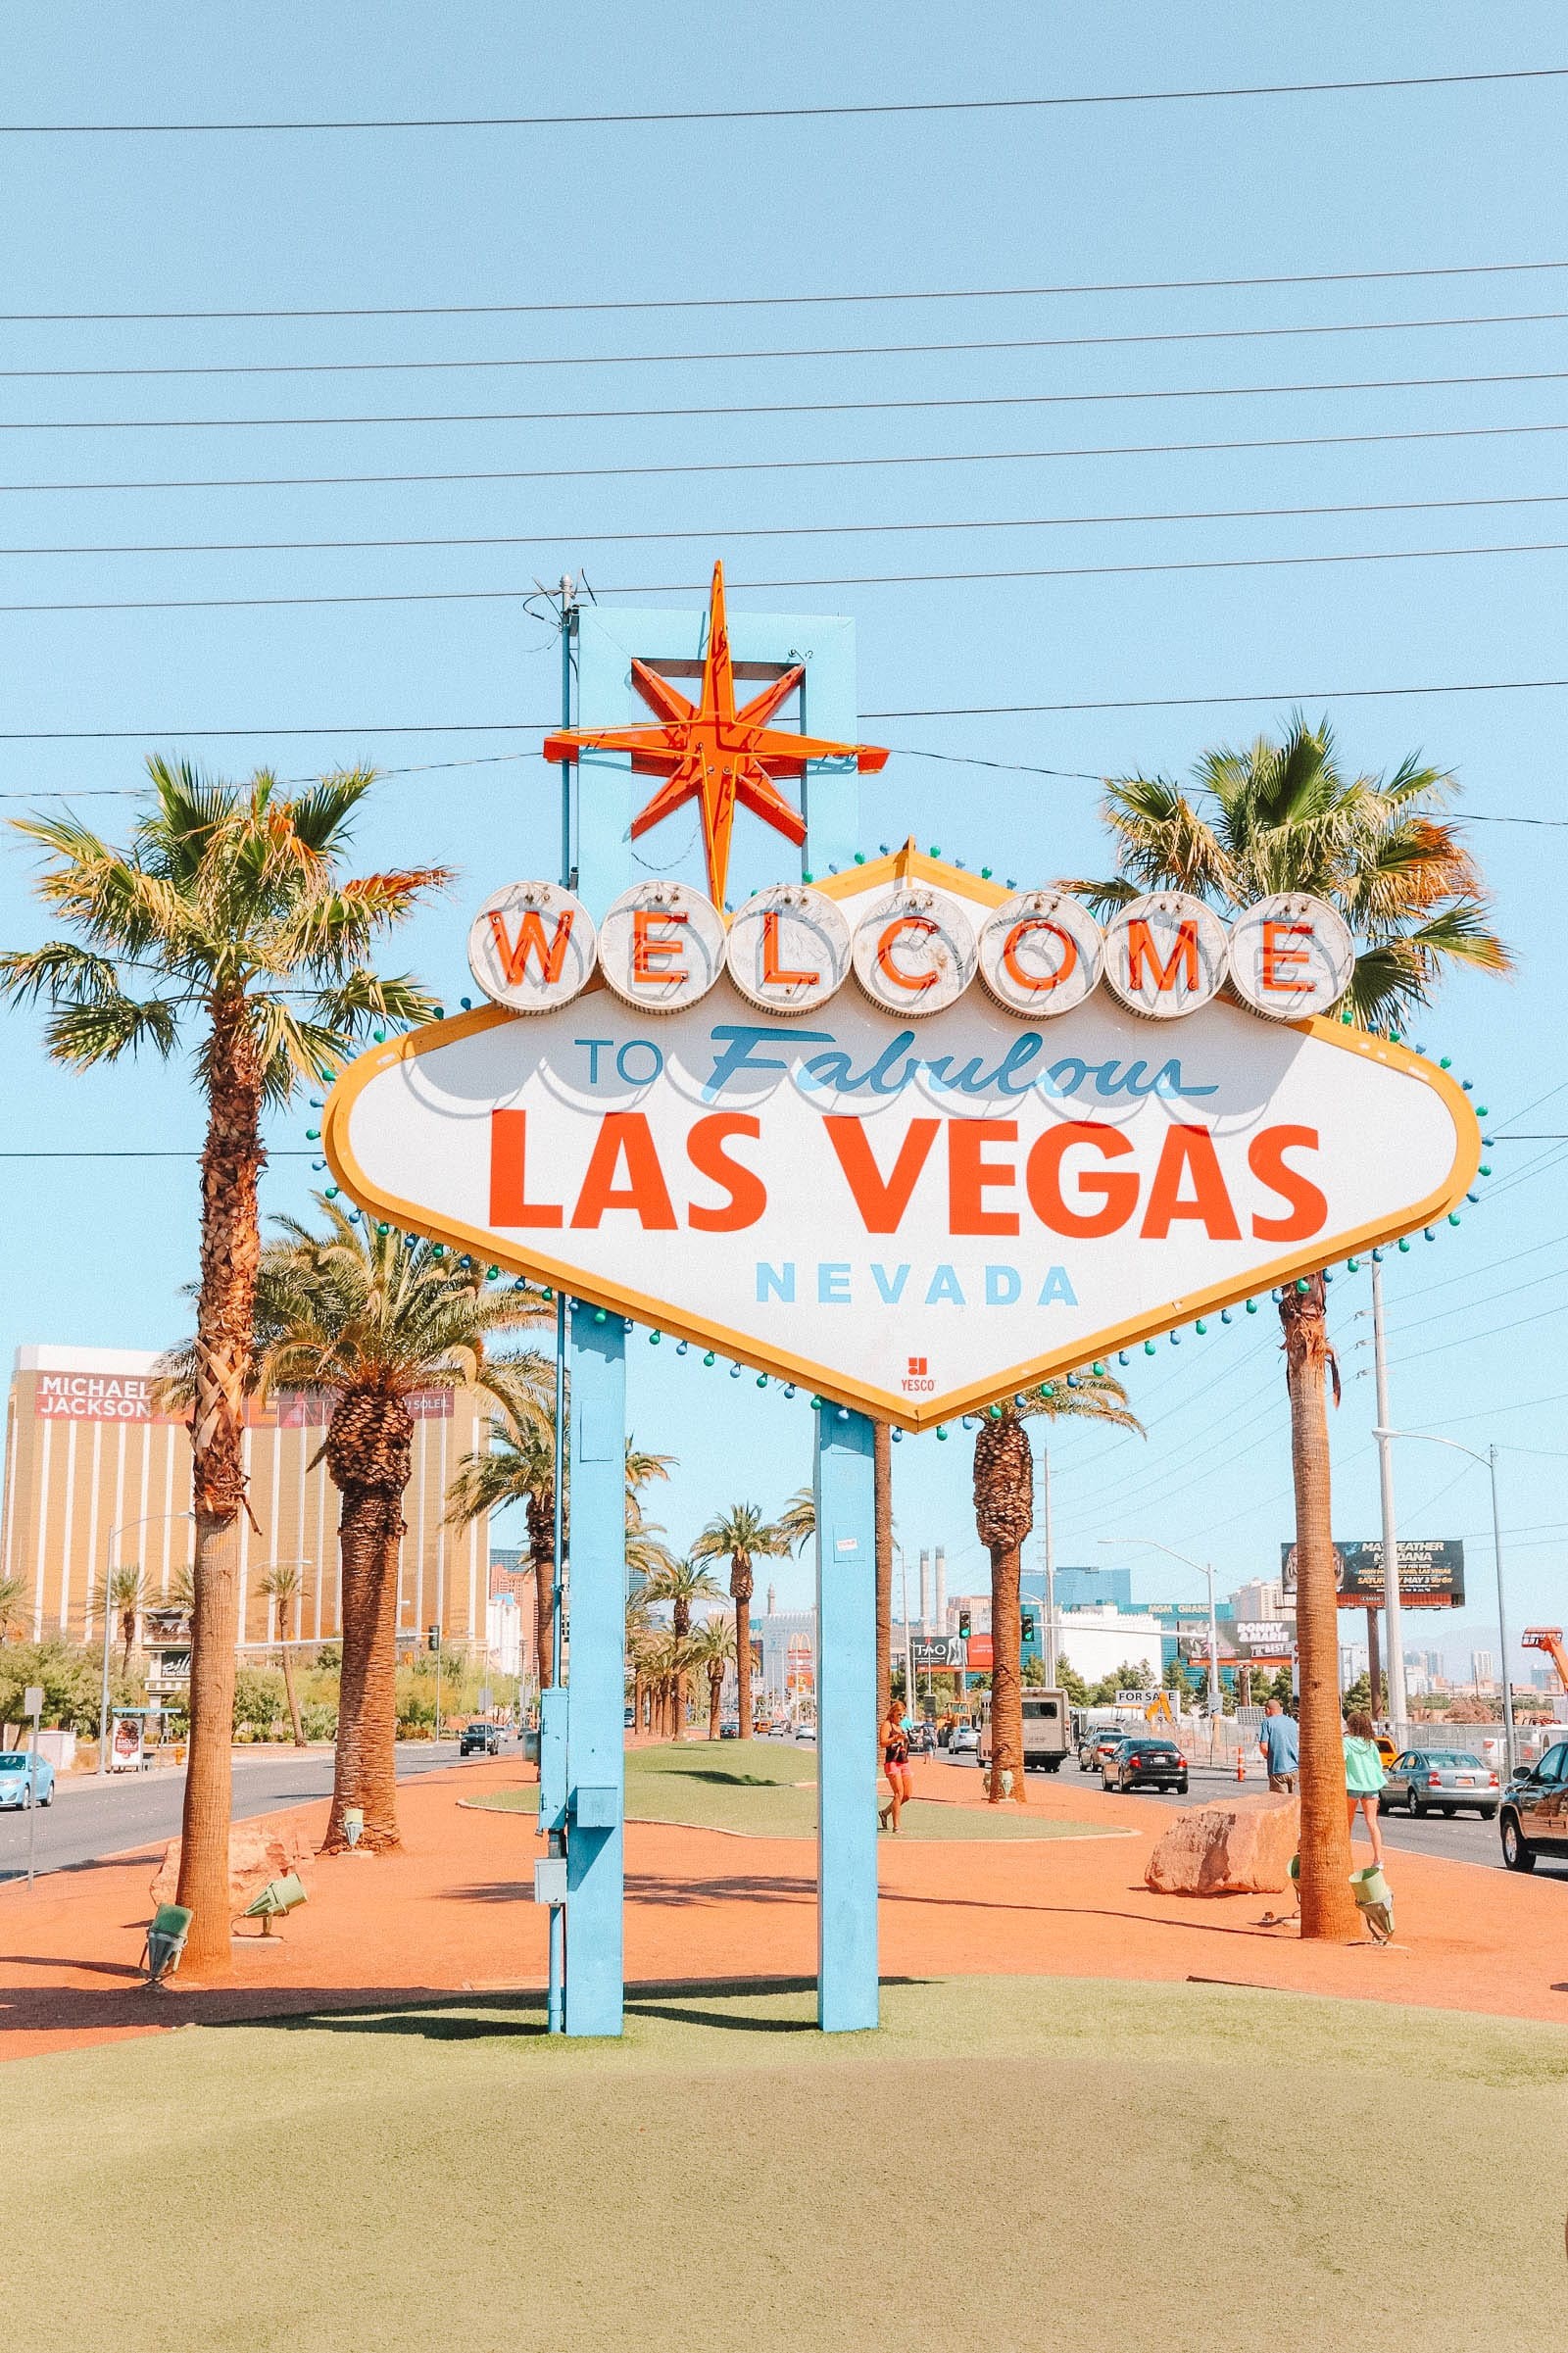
2,1345,497,1653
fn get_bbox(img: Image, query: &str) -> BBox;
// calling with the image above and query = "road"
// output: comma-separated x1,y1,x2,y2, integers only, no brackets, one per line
0,1743,472,1883
935,1752,1568,1878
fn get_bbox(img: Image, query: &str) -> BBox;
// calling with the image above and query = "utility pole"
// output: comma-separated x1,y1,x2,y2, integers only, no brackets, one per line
1370,1259,1409,1729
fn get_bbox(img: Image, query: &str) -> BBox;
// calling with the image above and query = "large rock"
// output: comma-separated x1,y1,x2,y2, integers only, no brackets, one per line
1144,1792,1298,1895
150,1817,314,1917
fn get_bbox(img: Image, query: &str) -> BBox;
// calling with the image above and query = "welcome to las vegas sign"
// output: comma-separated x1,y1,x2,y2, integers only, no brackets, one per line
322,846,1480,1433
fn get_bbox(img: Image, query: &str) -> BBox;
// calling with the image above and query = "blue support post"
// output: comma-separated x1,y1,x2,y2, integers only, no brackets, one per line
564,1304,627,2036
813,1407,879,2033
537,1685,568,2034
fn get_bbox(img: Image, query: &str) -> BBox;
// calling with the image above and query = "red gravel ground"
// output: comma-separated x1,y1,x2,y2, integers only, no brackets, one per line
4,1752,1565,2062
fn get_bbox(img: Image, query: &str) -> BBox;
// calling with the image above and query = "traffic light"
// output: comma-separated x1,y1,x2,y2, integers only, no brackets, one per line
958,1608,972,1640
1021,1610,1037,1642
427,1623,441,1653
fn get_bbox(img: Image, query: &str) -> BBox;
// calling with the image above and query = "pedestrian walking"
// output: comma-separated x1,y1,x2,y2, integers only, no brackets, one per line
1343,1709,1387,1867
879,1705,912,1833
1258,1697,1299,1793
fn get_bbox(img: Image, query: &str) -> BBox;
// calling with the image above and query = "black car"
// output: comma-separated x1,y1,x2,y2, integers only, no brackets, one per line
1499,1738,1568,1871
459,1722,503,1757
1102,1736,1189,1795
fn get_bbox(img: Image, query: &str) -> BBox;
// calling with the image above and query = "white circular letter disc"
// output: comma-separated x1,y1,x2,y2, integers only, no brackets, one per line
1226,893,1355,1020
1102,892,1228,1020
727,884,851,1014
978,891,1103,1019
599,881,727,1013
851,887,977,1018
467,881,597,1012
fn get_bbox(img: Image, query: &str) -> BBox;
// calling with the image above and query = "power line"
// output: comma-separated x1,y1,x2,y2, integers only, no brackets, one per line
11,488,1568,560
5,536,1568,613
11,668,1568,742
5,418,1565,496
2,65,1564,133
8,256,1568,323
4,308,1564,380
2,364,1565,430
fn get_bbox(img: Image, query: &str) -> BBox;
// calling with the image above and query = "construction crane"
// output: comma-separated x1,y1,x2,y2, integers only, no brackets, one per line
1521,1627,1568,1693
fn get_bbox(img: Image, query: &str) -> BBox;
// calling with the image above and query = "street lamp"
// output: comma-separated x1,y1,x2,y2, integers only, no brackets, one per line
1099,1537,1222,1724
1371,1428,1516,1773
98,1511,194,1779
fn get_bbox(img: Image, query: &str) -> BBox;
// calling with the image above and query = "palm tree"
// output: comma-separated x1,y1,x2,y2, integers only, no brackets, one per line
447,1420,561,1689
641,1557,723,1741
260,1562,308,1748
1,760,446,1969
776,1488,815,1552
1064,716,1509,1928
972,1376,1140,1806
0,1577,25,1644
691,1503,789,1741
109,1566,145,1676
448,1425,676,1690
688,1613,738,1740
252,1201,549,1850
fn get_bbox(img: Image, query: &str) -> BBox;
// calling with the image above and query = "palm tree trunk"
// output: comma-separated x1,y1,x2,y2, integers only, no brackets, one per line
733,1562,754,1742
709,1664,722,1740
874,1418,893,1730
672,1663,687,1740
277,1609,306,1748
527,1488,555,1691
324,1486,405,1850
1281,1278,1359,1939
175,992,264,1974
987,1539,1027,1806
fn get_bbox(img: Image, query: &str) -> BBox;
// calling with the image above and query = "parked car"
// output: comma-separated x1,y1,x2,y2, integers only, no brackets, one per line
1102,1737,1188,1795
719,1720,740,1740
0,1750,55,1808
1079,1725,1133,1774
950,1724,980,1756
459,1722,502,1758
1379,1749,1499,1820
1499,1739,1568,1871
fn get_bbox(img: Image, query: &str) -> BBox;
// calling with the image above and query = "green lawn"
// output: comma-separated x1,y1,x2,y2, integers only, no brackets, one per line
5,1976,1564,2352
466,1740,1122,1839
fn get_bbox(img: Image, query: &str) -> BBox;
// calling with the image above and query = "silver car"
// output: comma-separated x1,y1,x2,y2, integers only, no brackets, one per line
1379,1748,1500,1820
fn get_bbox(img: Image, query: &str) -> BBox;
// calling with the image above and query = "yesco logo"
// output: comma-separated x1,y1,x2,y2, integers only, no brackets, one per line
467,880,1356,1027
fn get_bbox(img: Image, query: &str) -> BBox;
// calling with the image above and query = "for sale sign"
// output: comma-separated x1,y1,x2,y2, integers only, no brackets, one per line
325,852,1478,1432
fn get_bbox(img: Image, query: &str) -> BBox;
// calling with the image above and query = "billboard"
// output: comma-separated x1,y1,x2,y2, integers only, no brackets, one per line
1280,1539,1465,1609
910,1634,963,1670
325,854,1479,1433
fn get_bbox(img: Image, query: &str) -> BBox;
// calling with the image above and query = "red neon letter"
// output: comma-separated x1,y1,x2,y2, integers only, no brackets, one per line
1126,918,1199,994
687,1113,766,1233
823,1116,940,1233
875,915,940,993
1002,918,1077,995
949,1119,1019,1235
489,1109,563,1228
631,908,690,983
485,907,573,989
1249,1124,1327,1241
760,909,819,989
570,1112,677,1230
1025,1123,1138,1239
1140,1126,1241,1241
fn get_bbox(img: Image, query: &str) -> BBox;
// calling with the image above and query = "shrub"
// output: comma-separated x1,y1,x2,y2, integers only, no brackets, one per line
232,1664,288,1740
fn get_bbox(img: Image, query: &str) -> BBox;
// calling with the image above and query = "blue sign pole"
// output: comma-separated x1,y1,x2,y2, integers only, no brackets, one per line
563,1304,627,2036
813,1406,879,2033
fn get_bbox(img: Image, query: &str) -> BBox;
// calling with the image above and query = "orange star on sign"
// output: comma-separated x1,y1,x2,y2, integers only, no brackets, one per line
543,561,889,907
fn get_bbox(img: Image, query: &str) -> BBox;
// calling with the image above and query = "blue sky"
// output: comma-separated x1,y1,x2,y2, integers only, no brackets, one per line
1,5,1565,1671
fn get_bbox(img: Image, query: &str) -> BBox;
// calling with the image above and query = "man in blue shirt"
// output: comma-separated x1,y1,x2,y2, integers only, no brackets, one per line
1258,1698,1299,1793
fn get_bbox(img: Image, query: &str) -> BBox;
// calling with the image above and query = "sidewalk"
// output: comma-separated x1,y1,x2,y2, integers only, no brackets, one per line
3,1754,1565,2063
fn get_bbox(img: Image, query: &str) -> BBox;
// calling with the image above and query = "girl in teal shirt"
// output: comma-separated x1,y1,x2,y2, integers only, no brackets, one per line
1344,1709,1387,1868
